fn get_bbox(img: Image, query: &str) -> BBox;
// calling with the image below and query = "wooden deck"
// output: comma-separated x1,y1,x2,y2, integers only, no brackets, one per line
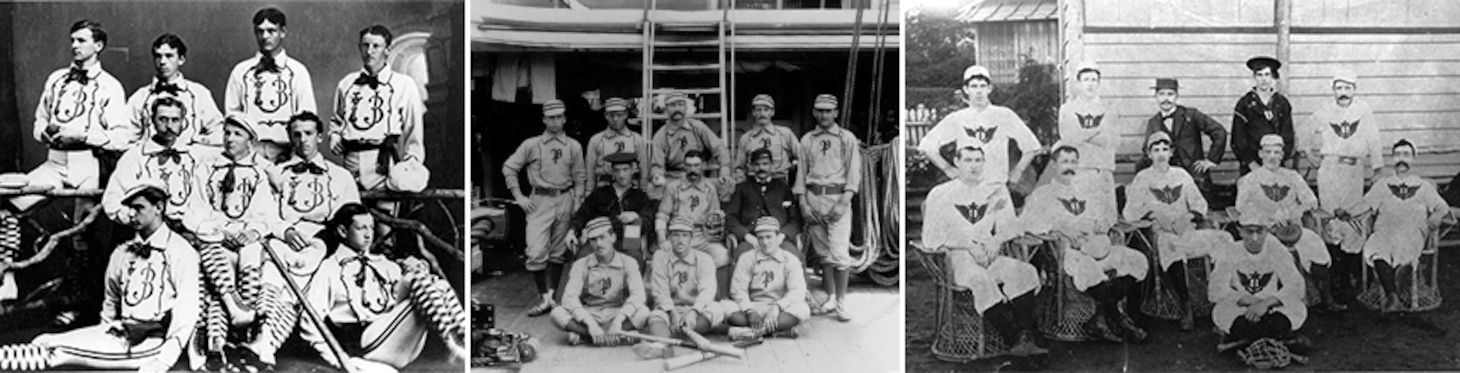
473,269,901,373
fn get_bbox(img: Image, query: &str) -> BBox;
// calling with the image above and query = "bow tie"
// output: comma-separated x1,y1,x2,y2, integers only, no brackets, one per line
65,66,90,85
153,148,185,166
153,82,182,95
343,253,389,288
256,54,280,73
125,239,164,259
287,161,326,175
354,74,383,89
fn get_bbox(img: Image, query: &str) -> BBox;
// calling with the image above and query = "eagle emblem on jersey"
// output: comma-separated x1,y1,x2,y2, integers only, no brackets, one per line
1237,270,1274,295
1076,113,1104,129
964,126,996,144
1329,120,1359,139
346,83,394,131
955,202,990,226
1389,183,1420,200
286,176,328,213
249,67,294,114
1151,185,1183,204
51,80,94,125
1059,197,1086,216
1261,183,1290,202
123,259,160,308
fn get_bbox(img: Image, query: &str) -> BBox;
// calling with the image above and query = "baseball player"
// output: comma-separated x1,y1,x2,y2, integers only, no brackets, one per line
655,150,730,295
1357,140,1450,312
917,65,1042,187
1056,61,1118,221
648,91,730,201
330,25,427,193
637,218,737,359
726,217,810,341
103,97,216,227
1231,56,1295,175
584,98,649,188
1304,71,1382,307
568,152,655,266
297,203,468,371
795,94,860,322
726,148,802,261
921,143,1046,356
732,94,799,183
0,181,200,372
1022,145,1148,343
1235,134,1338,311
1211,215,1308,350
126,34,225,148
503,99,589,317
553,217,649,347
1123,132,1214,329
225,7,317,161
1140,78,1228,196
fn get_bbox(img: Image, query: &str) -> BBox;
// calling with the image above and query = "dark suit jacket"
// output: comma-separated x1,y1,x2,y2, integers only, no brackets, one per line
724,178,802,239
1140,105,1229,172
570,185,656,234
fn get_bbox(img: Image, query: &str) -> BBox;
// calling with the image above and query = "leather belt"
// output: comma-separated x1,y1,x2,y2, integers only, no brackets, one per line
807,184,846,195
533,186,573,196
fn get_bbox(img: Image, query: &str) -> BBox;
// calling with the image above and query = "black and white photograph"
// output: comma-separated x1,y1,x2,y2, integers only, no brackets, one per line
0,1,468,371
906,0,1460,371
470,0,902,371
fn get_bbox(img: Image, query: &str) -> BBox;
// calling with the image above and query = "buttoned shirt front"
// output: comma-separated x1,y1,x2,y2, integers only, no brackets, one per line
503,133,587,196
563,252,645,314
794,124,863,192
331,67,425,162
585,126,649,181
649,248,717,310
269,153,361,237
730,248,807,311
188,151,285,240
102,226,200,358
734,123,800,178
658,177,721,227
1124,167,1209,232
651,119,728,173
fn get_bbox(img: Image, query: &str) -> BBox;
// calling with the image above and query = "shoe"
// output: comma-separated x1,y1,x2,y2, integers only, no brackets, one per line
728,327,760,341
632,342,672,359
769,329,799,339
233,347,274,373
831,303,851,322
1282,335,1312,354
204,351,228,371
1082,314,1123,343
527,299,557,317
566,332,583,346
1007,331,1049,357
1112,311,1148,342
818,299,837,316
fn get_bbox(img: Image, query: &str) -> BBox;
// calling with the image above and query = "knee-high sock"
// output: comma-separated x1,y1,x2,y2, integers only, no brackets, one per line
1376,260,1397,295
203,292,227,352
532,269,549,295
1010,292,1038,333
0,211,18,263
834,268,850,301
1167,264,1190,302
1310,264,1332,299
821,264,836,302
239,265,263,309
251,286,298,364
982,302,1021,343
200,245,236,295
0,344,51,371
546,263,564,295
406,266,467,352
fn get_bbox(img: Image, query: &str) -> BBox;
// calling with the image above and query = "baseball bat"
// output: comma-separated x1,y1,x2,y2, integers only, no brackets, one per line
610,331,744,359
663,351,718,371
680,327,735,357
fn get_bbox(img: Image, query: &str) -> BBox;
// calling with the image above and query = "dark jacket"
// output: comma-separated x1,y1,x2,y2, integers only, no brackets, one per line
570,184,655,234
1231,90,1295,172
724,177,801,239
1140,105,1229,172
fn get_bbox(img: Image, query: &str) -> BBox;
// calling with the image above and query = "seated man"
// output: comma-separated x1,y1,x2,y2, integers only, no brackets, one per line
1122,132,1211,329
726,148,802,261
1235,134,1339,311
0,180,200,372
1358,139,1450,312
1212,215,1307,352
568,152,654,266
1022,145,1148,343
551,217,649,346
636,218,735,359
655,150,730,295
726,217,810,341
300,203,467,371
921,143,1046,356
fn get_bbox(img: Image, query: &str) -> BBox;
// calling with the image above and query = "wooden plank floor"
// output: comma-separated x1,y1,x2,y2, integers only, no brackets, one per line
474,269,901,373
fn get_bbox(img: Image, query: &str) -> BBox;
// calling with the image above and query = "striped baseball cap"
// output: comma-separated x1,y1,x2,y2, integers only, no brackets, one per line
751,94,775,108
753,216,780,233
584,217,614,239
542,99,566,116
813,94,838,110
667,217,696,233
665,91,690,104
604,97,628,112
121,177,169,203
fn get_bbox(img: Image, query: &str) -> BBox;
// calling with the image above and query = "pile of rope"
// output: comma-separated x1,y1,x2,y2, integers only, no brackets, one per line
849,141,901,286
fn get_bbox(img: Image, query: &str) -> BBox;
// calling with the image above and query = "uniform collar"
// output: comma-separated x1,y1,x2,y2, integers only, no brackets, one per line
256,50,291,63
671,249,700,266
217,150,265,166
358,65,393,81
748,123,776,137
150,74,188,87
586,252,625,269
141,226,177,250
281,152,329,166
70,61,103,77
542,132,568,145
752,248,787,263
678,177,709,191
603,125,633,138
810,124,843,137
140,140,190,155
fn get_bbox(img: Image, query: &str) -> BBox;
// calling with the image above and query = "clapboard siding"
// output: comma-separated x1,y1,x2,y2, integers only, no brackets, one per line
1084,0,1275,28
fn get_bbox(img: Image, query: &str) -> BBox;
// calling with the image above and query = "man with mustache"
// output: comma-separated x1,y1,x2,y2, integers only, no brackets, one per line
733,95,799,184
1021,145,1148,342
1303,72,1382,309
330,25,426,194
568,152,655,267
655,150,731,295
796,94,861,322
505,99,589,318
1123,132,1220,330
922,142,1046,356
556,217,649,348
1231,56,1295,175
1354,140,1450,312
104,97,212,230
917,65,1042,192
1056,61,1117,221
226,7,317,161
1140,78,1227,196
1211,214,1308,355
726,148,801,261
1235,135,1339,312
126,34,224,148
649,91,730,201
584,98,649,188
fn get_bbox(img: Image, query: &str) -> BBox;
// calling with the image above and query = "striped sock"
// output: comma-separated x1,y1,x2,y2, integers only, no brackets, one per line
252,285,298,365
0,344,50,371
407,269,467,354
200,244,236,294
203,291,227,352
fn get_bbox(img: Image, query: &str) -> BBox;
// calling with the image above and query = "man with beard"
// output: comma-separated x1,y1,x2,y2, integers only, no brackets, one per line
504,99,589,317
1056,61,1117,221
568,152,655,267
795,94,861,322
1231,56,1294,175
733,94,799,183
1235,135,1340,311
226,7,317,161
726,148,802,261
922,143,1047,356
655,150,730,294
126,34,224,147
917,65,1042,189
1140,78,1227,195
726,217,810,341
1022,145,1148,343
1356,140,1450,312
330,25,426,194
1123,132,1215,329
584,98,649,188
1303,71,1382,308
554,217,649,347
635,218,735,359
649,91,730,201
1211,214,1308,353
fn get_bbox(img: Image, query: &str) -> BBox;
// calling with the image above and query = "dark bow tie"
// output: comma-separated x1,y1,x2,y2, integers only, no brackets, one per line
353,74,382,89
65,66,90,85
256,54,280,73
153,148,185,166
287,161,326,175
153,82,182,95
343,253,389,288
217,162,247,195
126,239,163,259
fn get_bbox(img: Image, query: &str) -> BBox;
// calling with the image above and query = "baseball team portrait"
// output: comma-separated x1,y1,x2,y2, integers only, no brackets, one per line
470,0,902,371
0,1,469,372
906,0,1460,371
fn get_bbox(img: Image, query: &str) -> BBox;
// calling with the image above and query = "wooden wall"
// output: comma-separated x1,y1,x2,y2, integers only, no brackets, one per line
975,20,1059,85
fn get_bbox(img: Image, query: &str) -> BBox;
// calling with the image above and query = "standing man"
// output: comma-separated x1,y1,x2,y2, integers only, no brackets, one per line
584,98,649,188
1057,61,1118,221
226,7,317,161
917,65,1042,191
504,99,588,317
126,34,225,148
649,91,730,201
726,148,802,261
1357,140,1450,312
1304,71,1382,293
733,94,800,183
568,152,655,266
1141,78,1228,196
1231,56,1294,175
795,94,861,322
1235,135,1339,311
330,24,427,193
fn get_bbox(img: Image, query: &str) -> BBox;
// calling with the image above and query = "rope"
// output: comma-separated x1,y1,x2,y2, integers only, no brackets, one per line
850,143,900,287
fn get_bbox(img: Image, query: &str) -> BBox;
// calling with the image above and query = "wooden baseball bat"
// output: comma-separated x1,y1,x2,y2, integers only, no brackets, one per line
663,351,719,371
610,331,744,359
681,327,738,358
260,241,359,373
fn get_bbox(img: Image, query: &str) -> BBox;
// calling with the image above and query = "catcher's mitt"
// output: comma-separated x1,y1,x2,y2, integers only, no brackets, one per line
1239,337,1308,369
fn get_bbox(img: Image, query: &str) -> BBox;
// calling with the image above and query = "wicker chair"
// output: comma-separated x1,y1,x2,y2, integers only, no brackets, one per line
1030,233,1098,342
1115,220,1184,321
1356,210,1457,312
910,241,1006,362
